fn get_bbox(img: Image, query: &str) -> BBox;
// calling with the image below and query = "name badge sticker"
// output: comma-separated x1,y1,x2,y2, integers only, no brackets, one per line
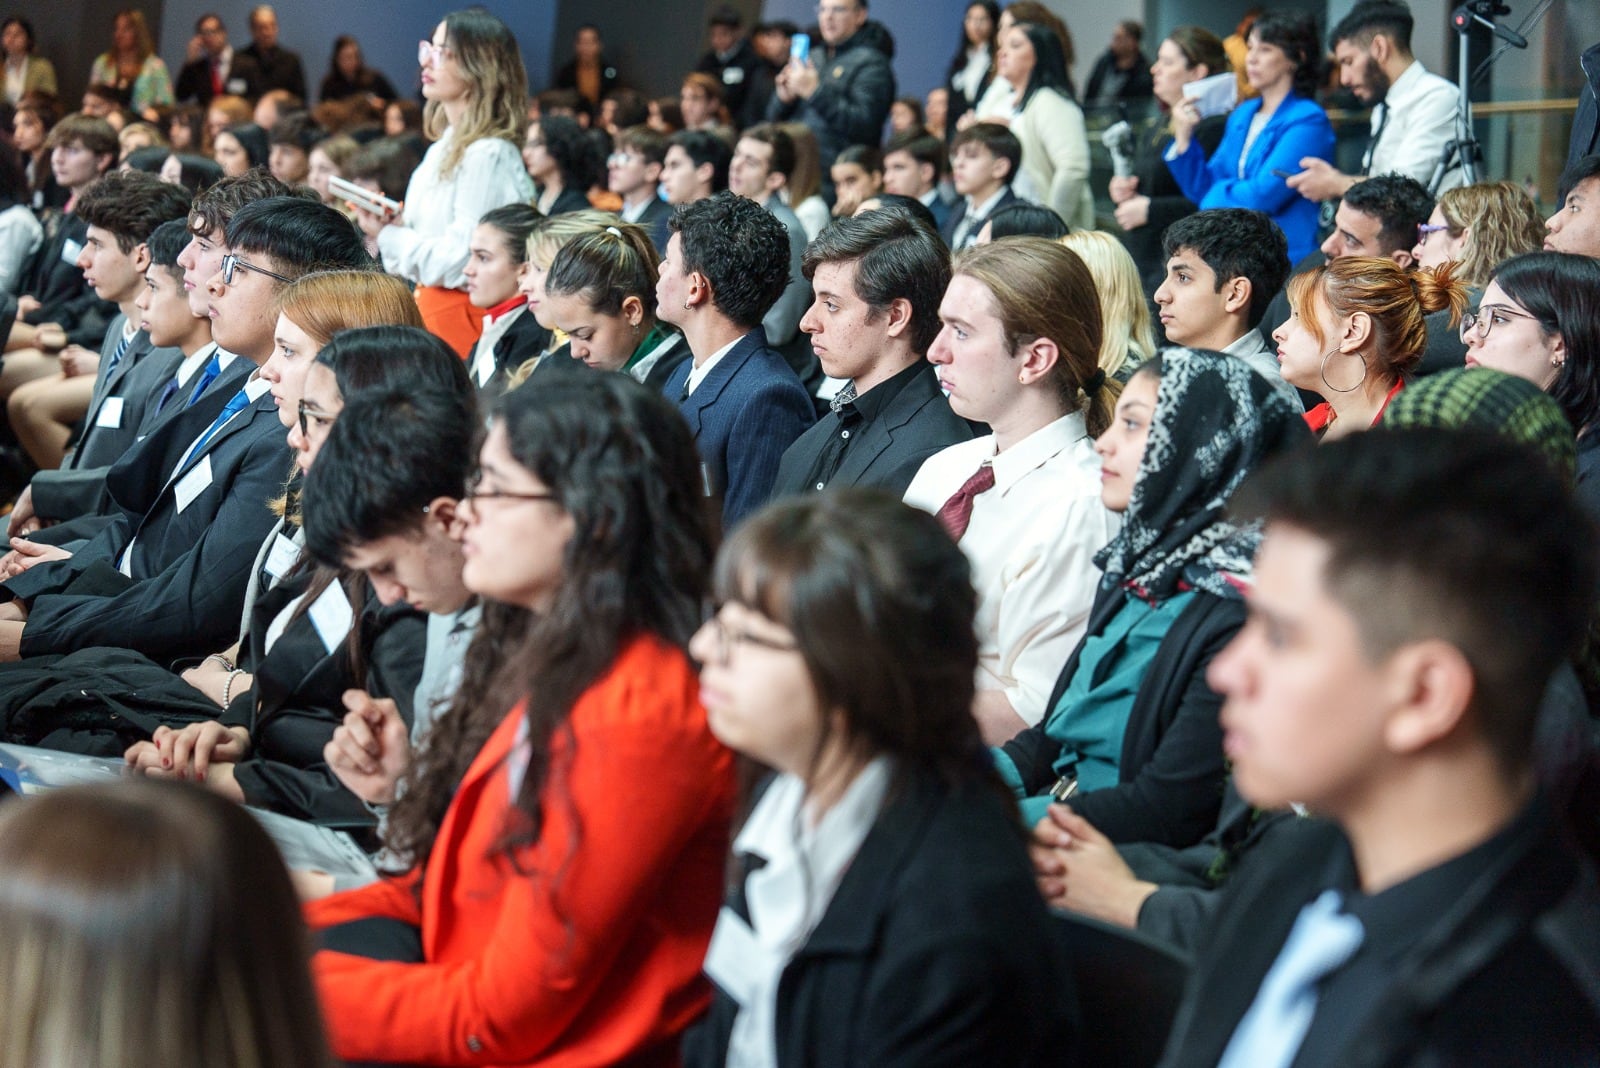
94,396,125,429
173,454,213,513
264,532,301,581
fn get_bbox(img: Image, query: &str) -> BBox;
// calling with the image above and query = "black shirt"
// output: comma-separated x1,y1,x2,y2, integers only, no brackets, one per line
800,360,926,492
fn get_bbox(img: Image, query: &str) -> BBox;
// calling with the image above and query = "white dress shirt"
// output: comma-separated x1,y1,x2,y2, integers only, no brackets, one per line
903,412,1119,726
1367,60,1462,192
684,334,742,396
378,126,535,290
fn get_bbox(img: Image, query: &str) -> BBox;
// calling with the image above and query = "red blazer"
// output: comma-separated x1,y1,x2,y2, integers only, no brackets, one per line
305,633,736,1066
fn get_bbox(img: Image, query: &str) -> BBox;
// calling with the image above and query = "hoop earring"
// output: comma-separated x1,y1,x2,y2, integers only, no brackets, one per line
1320,348,1366,394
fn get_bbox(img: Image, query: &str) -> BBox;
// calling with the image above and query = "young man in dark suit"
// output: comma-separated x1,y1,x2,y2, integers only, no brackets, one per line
771,208,972,498
610,125,673,255
658,192,815,530
940,122,1021,250
0,197,371,664
1156,429,1600,1067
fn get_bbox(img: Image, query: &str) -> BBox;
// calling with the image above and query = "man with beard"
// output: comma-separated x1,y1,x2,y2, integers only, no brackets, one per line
1286,1,1459,203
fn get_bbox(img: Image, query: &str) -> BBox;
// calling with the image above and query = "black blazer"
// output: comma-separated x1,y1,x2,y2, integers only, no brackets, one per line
221,574,425,832
471,307,551,400
542,185,593,217
14,372,293,663
769,363,974,499
1001,586,1245,848
683,770,1080,1067
939,186,1019,249
631,196,673,255
1158,803,1600,1066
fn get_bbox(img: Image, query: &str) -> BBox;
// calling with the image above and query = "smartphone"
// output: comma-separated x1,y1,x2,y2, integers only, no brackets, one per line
790,33,810,66
1271,168,1294,179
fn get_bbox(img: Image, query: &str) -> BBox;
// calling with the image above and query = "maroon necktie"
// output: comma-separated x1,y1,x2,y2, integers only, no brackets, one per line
936,461,995,542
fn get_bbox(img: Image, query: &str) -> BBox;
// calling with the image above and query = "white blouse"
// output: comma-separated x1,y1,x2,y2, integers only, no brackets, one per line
378,126,534,290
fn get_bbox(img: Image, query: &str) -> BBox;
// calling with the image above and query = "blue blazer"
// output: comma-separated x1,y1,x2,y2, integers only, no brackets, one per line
1164,93,1335,264
661,328,816,531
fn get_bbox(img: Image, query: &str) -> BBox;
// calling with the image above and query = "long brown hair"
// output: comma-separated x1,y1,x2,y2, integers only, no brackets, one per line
952,236,1119,435
1436,181,1546,289
383,374,713,869
0,781,333,1068
424,9,529,177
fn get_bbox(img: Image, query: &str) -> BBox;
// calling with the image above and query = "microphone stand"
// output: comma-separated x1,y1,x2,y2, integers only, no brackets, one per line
1432,1,1528,190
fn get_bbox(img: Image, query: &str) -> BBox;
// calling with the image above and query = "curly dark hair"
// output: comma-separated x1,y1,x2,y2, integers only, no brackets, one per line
382,373,714,869
539,113,606,193
668,189,791,330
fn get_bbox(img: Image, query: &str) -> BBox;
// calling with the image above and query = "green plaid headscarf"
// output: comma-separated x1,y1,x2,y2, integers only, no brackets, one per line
1380,368,1576,485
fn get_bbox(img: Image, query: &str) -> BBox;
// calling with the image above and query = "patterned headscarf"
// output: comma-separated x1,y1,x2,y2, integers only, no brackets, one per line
1380,367,1576,485
1094,348,1312,600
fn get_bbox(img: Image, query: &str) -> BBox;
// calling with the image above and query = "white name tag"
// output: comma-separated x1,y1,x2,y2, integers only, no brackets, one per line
264,532,301,581
60,238,83,266
93,396,125,429
308,580,354,655
226,77,247,95
722,66,745,85
173,454,212,513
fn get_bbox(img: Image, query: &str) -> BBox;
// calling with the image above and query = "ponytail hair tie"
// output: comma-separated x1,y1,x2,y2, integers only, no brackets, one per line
605,226,622,237
1084,368,1107,395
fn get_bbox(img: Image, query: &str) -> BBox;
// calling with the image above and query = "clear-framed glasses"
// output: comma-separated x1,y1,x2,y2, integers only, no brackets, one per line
220,252,290,286
701,614,799,663
1460,304,1538,340
418,40,453,66
1415,221,1449,245
607,151,641,167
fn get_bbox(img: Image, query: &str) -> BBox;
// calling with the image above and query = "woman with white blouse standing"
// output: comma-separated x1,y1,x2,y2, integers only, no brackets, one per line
904,238,1120,746
996,21,1093,230
358,9,534,359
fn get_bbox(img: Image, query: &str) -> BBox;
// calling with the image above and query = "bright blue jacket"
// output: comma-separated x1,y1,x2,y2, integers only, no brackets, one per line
1165,93,1335,264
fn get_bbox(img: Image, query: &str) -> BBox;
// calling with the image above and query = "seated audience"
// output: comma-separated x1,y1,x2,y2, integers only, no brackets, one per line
678,71,732,135
1,15,56,105
1165,10,1334,264
88,9,173,121
1461,251,1600,517
544,221,688,386
0,780,334,1067
1275,256,1467,438
609,124,672,252
267,111,319,185
683,490,1078,1064
904,237,1120,743
305,133,358,204
214,122,269,177
462,203,548,396
318,35,397,105
1060,229,1155,383
525,114,601,217
777,122,830,240
829,143,883,218
772,209,972,498
658,192,815,530
997,349,1308,844
973,200,1068,242
514,208,614,379
1157,428,1600,1066
1320,171,1432,267
727,123,812,351
881,129,957,231
305,373,735,1066
660,128,730,208
1156,208,1299,407
158,152,224,194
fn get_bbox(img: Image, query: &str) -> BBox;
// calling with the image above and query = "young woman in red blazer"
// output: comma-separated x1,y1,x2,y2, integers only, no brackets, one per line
304,373,736,1066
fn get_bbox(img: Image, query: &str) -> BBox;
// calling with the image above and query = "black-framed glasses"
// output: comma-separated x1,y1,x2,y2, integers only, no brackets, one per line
701,614,799,663
220,252,290,286
1415,221,1449,245
462,471,559,507
1460,304,1538,340
296,398,335,439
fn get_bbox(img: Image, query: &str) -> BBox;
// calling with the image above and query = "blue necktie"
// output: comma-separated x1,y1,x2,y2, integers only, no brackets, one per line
184,388,251,468
153,375,182,412
185,351,223,408
1218,889,1366,1068
102,330,133,383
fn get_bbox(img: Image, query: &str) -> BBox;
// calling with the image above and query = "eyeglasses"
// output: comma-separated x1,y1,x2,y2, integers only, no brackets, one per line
296,399,335,440
1416,221,1450,245
462,471,559,508
607,151,641,167
219,252,290,286
524,138,545,150
418,40,454,66
1460,304,1538,339
700,614,799,663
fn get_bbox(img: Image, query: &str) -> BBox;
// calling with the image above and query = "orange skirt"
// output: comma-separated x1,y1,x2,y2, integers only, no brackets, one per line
414,284,481,360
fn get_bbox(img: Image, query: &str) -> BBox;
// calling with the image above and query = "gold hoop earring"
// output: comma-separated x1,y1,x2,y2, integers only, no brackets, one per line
1319,348,1367,394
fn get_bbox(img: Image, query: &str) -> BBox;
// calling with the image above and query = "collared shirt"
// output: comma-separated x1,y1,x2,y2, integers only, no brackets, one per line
684,334,743,397
706,758,893,1068
174,342,217,388
1367,60,1462,192
1224,330,1303,411
470,296,527,387
801,359,923,492
903,413,1120,725
619,194,660,224
412,603,482,745
952,187,1006,249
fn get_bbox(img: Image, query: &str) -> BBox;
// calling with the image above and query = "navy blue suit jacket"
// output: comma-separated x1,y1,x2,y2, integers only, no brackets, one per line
13,362,292,662
662,329,815,531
